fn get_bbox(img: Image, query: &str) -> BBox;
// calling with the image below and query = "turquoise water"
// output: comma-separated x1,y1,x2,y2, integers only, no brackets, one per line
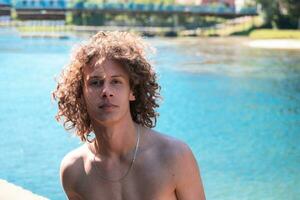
0,29,299,200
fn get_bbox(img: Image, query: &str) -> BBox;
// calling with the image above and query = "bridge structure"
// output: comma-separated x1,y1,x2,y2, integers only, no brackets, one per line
0,0,257,22
0,0,11,16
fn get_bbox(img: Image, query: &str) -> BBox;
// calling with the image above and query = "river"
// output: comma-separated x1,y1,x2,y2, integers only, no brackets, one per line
0,28,299,199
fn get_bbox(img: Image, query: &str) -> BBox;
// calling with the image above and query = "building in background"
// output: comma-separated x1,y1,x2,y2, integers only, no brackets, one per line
235,0,248,12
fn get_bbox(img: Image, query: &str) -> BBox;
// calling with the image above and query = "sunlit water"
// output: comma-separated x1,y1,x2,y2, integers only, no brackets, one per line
0,28,299,200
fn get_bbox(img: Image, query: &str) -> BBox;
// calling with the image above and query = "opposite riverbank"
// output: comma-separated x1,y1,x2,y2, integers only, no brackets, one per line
245,29,300,49
0,16,263,38
1,21,300,50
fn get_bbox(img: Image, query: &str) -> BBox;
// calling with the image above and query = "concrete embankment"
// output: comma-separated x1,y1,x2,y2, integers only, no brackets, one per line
246,39,300,50
0,179,48,200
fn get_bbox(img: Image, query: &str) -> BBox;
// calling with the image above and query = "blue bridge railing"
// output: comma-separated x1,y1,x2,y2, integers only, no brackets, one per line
15,0,66,9
9,1,257,15
72,2,238,14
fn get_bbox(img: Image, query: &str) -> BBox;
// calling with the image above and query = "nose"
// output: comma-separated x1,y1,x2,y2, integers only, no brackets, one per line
101,82,113,98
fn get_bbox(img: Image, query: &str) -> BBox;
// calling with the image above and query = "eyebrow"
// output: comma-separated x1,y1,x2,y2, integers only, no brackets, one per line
88,75,103,80
111,75,124,78
88,75,124,79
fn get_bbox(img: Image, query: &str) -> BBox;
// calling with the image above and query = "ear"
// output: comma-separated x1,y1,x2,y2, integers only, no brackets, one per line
129,90,136,101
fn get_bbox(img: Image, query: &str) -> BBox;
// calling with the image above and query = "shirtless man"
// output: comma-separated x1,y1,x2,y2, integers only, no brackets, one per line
53,31,206,200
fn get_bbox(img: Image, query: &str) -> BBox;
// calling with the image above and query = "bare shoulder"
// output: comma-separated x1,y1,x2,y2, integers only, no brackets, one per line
145,129,194,162
146,129,206,199
60,145,87,199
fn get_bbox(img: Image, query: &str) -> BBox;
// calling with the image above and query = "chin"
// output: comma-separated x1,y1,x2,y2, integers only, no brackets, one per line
94,115,123,125
90,109,130,125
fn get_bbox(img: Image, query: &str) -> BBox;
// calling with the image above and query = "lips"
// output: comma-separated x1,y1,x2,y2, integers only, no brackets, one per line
99,102,118,109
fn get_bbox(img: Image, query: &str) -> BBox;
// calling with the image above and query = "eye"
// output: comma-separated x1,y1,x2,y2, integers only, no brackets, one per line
89,79,103,86
112,79,122,84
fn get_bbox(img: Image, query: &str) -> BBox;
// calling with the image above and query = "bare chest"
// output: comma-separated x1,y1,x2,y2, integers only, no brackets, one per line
76,156,177,200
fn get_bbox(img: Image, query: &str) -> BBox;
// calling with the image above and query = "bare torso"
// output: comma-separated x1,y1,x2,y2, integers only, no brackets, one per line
63,129,183,200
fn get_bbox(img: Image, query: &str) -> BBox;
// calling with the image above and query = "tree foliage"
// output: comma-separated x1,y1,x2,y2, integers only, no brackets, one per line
255,0,300,29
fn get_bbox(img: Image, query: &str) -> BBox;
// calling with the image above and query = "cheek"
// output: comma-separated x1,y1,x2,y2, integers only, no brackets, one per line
83,88,98,105
84,86,99,97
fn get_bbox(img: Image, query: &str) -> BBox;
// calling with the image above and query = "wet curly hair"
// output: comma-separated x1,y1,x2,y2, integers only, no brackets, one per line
52,31,161,142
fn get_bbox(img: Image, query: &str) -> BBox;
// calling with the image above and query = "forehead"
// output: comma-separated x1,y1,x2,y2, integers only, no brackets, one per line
83,58,128,79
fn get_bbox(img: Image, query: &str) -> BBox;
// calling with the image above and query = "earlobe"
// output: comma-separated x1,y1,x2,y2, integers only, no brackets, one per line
129,92,136,101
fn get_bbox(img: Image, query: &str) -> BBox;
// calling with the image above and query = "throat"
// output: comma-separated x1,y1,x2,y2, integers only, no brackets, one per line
91,122,139,156
89,125,141,182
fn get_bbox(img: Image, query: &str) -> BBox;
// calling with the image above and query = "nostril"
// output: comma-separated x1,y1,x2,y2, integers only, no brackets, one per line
101,86,113,97
101,91,113,98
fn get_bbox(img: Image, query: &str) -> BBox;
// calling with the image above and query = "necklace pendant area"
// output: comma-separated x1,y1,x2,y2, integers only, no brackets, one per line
92,126,141,182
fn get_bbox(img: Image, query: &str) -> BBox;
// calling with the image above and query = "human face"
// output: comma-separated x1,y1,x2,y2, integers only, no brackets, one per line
82,58,135,125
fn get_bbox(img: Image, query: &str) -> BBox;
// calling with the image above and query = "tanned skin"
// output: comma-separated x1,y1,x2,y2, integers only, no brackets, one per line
60,58,206,200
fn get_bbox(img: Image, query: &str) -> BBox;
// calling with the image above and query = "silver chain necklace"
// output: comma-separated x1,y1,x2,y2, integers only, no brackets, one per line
92,126,140,182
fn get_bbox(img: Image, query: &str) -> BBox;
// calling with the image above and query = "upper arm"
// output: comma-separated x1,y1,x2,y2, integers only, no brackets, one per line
60,153,83,200
173,143,206,200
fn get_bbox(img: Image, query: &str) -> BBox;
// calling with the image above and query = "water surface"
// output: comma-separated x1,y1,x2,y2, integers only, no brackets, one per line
0,28,299,199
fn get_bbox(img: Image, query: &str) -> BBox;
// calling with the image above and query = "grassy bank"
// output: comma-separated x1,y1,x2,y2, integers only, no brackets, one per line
250,29,300,39
7,18,300,39
9,23,178,37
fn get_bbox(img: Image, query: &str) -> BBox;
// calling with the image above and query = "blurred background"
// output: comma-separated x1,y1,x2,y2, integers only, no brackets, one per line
0,0,299,199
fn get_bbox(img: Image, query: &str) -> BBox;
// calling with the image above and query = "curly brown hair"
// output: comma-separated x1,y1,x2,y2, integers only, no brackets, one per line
52,31,161,142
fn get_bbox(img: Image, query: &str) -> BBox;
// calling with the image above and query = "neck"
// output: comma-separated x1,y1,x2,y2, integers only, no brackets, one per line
90,119,138,158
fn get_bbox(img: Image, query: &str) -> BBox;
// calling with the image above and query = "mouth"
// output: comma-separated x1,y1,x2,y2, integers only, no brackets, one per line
99,103,118,109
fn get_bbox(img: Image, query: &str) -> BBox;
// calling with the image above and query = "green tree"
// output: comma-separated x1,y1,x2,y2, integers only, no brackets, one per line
256,0,300,29
284,0,300,29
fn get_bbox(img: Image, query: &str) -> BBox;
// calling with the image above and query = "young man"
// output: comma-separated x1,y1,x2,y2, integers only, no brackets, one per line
53,31,206,200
